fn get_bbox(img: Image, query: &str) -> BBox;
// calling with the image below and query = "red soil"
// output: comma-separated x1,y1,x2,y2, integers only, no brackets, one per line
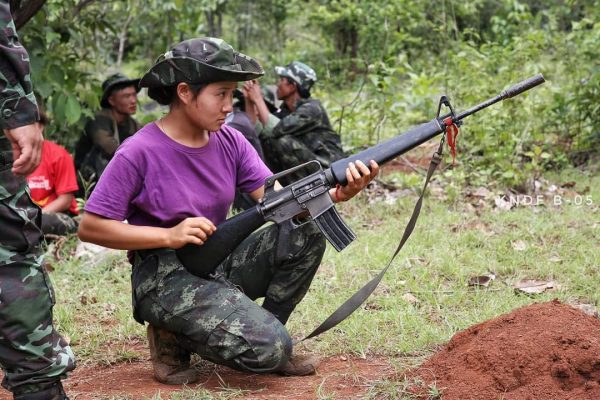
408,300,600,399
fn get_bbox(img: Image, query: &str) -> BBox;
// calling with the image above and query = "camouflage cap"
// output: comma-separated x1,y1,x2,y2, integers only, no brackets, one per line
101,73,140,108
140,37,264,88
275,61,317,91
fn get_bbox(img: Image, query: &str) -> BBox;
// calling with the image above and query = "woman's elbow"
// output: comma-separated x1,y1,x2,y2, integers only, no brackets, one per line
77,213,94,242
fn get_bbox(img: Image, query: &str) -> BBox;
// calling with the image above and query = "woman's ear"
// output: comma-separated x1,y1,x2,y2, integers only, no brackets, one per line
176,83,191,105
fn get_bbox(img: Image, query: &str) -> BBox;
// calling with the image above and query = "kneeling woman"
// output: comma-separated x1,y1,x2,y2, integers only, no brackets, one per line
78,38,378,384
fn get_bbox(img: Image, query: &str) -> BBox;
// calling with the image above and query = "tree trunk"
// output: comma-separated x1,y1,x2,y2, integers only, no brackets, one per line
116,12,134,67
205,2,225,37
10,0,47,29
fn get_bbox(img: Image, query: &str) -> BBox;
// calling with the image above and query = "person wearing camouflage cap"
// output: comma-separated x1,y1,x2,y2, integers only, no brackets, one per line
73,73,140,191
78,37,377,384
1,1,75,399
243,61,346,185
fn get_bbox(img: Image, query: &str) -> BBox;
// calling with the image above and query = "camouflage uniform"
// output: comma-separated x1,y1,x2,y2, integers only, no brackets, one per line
132,221,325,372
75,108,140,184
260,62,345,184
0,1,75,398
74,74,140,186
133,38,326,374
40,212,78,237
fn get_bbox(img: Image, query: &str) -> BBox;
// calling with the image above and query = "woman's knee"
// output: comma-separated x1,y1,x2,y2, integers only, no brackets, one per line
246,321,293,371
204,310,293,373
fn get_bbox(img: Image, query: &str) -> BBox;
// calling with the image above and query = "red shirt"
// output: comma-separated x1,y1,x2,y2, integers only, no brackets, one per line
27,140,79,215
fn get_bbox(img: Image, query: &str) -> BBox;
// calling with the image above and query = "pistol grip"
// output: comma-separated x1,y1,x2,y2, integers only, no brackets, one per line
314,207,356,251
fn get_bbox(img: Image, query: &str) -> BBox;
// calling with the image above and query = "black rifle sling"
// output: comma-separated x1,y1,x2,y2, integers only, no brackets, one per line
300,138,445,342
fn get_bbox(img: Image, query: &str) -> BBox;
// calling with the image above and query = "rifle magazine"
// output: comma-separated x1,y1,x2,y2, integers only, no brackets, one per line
314,207,356,251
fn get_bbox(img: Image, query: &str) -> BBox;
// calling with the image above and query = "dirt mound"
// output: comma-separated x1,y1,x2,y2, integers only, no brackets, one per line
410,300,600,399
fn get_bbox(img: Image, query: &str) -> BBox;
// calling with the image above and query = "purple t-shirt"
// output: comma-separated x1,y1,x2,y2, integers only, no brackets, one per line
84,122,271,228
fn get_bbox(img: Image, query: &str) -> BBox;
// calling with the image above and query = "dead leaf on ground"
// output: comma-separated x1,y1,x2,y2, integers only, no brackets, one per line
468,274,496,288
513,279,556,294
512,240,528,251
549,255,562,263
402,293,420,304
80,295,98,305
572,303,599,317
451,220,492,234
472,187,493,199
364,302,383,311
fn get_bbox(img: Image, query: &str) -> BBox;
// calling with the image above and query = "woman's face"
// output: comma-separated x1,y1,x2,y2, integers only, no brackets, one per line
184,81,236,132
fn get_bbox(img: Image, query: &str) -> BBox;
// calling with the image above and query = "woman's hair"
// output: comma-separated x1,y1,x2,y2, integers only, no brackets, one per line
148,82,206,106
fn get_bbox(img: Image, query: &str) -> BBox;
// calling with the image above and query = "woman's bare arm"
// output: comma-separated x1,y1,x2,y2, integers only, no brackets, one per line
78,212,216,250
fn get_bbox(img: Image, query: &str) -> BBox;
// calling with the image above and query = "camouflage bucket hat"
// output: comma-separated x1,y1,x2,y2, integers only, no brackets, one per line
275,61,317,91
140,37,264,88
101,73,140,108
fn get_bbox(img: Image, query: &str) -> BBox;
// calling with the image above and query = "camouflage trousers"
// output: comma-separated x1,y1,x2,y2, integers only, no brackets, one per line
40,212,78,237
131,220,326,373
0,138,76,396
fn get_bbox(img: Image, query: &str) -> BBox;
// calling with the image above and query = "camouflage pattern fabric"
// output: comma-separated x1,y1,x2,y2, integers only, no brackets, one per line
0,0,38,130
131,221,326,373
261,98,345,184
75,108,140,183
40,212,78,237
139,37,264,89
275,61,317,92
1,3,75,397
0,137,76,396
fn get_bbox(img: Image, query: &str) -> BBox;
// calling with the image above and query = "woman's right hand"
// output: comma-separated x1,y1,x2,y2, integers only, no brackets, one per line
167,217,217,248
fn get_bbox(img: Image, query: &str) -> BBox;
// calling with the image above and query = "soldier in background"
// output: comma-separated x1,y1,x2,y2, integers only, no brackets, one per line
244,61,345,185
0,1,76,399
74,73,140,190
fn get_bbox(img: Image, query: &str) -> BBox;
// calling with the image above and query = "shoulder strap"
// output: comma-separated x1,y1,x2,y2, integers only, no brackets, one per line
300,138,445,342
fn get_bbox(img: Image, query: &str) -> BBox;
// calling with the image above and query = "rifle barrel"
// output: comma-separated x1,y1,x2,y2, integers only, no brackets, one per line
455,74,545,121
328,74,545,185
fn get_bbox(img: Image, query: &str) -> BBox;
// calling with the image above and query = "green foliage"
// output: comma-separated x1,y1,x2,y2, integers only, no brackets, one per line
13,0,599,182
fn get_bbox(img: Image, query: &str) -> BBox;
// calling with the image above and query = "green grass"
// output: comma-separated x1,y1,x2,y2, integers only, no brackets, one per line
48,166,599,398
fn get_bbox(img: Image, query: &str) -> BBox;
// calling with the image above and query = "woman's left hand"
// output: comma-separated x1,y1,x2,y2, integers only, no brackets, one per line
334,160,379,202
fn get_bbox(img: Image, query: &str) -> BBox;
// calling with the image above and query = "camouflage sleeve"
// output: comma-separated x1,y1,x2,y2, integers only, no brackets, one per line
0,0,39,130
84,115,119,156
255,114,280,137
271,101,321,139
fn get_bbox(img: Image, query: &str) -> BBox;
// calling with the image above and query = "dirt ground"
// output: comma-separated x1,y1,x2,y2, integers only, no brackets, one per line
0,352,395,400
408,300,600,400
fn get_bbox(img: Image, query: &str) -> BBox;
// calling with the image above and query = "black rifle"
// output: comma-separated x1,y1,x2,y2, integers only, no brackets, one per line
177,74,545,278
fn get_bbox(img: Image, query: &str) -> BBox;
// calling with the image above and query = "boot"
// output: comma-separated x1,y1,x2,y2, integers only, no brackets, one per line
147,324,199,385
277,353,320,376
13,381,68,400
